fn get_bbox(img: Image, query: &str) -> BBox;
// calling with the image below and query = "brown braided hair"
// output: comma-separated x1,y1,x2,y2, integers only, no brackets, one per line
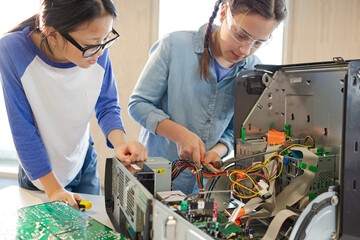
199,0,287,81
200,0,223,82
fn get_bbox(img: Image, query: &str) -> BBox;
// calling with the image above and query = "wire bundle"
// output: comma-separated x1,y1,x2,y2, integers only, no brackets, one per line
204,136,317,200
229,154,281,199
171,135,317,200
172,159,204,192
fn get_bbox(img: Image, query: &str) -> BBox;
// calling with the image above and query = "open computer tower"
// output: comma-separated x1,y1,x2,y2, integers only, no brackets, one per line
105,58,360,239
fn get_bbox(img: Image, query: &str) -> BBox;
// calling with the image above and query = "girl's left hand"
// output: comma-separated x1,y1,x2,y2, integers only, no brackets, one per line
202,150,223,175
114,141,148,166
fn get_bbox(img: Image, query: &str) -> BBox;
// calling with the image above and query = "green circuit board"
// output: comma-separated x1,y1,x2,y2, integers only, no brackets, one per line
16,200,127,240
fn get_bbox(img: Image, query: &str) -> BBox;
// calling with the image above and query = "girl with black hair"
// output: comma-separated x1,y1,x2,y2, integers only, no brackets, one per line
0,0,147,209
129,0,287,195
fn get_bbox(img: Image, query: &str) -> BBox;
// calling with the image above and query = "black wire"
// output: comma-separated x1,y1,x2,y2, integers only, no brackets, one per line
205,162,245,199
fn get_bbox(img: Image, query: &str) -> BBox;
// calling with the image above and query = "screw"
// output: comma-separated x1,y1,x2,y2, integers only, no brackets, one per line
331,196,339,206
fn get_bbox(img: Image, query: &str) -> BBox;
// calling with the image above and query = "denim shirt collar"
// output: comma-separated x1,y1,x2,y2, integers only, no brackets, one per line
193,23,248,75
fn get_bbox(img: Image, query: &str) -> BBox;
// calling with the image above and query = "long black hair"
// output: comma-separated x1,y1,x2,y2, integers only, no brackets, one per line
200,0,287,81
7,0,117,55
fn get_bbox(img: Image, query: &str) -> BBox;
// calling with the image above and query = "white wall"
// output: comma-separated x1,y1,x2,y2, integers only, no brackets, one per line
283,0,360,64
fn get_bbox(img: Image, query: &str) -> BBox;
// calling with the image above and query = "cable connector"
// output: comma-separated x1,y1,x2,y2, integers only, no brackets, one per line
258,180,271,199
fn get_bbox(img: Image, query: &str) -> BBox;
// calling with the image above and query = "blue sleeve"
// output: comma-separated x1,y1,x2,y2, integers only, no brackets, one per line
218,116,234,157
0,36,52,180
128,35,171,134
95,50,125,148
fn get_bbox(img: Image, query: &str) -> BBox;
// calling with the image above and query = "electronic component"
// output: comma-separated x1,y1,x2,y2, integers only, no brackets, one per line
156,190,186,205
280,151,336,196
139,157,172,193
193,222,219,238
16,201,123,239
180,199,217,223
125,157,172,195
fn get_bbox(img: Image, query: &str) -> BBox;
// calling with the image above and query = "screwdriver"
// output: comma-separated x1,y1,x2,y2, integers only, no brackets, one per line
212,149,279,168
76,200,92,210
200,155,217,174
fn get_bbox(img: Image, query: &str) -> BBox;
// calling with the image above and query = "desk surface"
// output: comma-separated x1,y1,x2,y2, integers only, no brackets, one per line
0,185,114,238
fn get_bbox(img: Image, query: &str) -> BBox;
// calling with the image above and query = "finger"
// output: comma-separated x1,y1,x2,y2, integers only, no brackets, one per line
115,146,131,163
116,155,131,166
67,195,79,210
204,150,221,165
115,150,126,161
141,144,148,161
178,145,192,160
115,144,135,162
125,144,140,162
73,193,83,201
203,153,211,164
205,163,222,174
129,151,140,162
192,150,201,167
142,148,148,161
199,141,206,158
123,158,131,166
138,147,147,162
198,141,206,167
179,152,190,160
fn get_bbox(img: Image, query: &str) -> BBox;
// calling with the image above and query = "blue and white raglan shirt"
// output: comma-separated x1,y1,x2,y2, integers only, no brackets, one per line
0,26,124,190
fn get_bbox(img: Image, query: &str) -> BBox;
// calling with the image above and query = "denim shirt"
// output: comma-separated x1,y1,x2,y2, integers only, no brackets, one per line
128,24,260,194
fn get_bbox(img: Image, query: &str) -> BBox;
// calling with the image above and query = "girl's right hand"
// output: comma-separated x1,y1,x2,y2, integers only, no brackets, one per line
175,129,206,167
48,187,83,210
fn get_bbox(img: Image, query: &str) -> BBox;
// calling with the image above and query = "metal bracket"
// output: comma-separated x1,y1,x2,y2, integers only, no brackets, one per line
333,57,346,64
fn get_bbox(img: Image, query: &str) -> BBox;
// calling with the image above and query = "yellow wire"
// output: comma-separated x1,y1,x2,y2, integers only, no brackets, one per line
241,172,260,191
229,143,310,200
231,183,259,199
268,154,283,181
233,181,258,194
278,143,309,155
229,172,259,193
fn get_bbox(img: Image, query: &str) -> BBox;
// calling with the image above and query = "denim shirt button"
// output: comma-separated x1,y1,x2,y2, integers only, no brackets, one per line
207,119,211,123
213,91,216,94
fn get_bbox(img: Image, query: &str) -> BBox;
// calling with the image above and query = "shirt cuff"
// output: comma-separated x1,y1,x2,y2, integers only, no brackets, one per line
218,139,233,158
146,109,170,134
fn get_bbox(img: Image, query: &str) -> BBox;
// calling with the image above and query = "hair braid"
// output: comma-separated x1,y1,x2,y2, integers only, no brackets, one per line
200,0,223,81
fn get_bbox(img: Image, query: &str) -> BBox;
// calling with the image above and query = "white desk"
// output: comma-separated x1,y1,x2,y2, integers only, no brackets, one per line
0,185,114,239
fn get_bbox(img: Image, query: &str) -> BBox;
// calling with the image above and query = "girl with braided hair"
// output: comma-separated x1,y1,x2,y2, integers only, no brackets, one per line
129,0,287,194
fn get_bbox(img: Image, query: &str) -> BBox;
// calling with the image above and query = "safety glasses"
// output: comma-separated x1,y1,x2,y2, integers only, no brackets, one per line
226,4,271,49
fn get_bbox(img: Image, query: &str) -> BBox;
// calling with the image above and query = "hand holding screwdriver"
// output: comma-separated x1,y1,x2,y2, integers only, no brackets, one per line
76,200,92,210
201,152,224,175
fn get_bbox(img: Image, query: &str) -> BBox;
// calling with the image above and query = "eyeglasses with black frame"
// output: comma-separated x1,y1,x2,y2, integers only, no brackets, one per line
60,28,120,58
